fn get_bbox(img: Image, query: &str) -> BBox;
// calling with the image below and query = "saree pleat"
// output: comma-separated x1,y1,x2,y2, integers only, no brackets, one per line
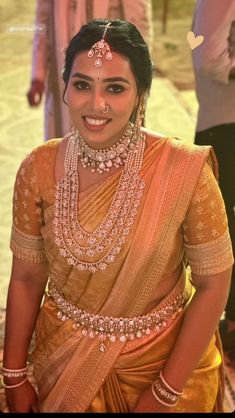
29,138,226,412
82,370,130,413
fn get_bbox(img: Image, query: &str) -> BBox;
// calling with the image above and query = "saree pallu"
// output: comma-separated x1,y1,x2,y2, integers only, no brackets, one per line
11,136,233,412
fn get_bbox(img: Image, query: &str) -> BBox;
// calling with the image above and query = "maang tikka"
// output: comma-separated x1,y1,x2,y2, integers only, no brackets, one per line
88,22,113,67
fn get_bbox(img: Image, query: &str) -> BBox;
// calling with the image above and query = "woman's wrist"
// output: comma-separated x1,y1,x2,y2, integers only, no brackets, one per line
151,371,184,408
1,365,28,386
159,370,183,396
1,376,28,389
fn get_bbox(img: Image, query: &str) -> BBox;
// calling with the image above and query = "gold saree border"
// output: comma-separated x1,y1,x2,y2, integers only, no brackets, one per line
107,141,214,316
185,229,234,275
10,224,46,263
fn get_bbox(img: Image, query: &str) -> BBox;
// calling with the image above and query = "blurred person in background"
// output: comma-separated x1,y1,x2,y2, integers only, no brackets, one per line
192,0,235,367
26,0,153,141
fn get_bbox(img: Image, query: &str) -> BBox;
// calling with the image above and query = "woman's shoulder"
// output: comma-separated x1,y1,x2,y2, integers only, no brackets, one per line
17,138,63,182
143,128,186,149
20,138,62,168
34,137,63,157
143,127,168,145
143,129,216,173
143,128,212,156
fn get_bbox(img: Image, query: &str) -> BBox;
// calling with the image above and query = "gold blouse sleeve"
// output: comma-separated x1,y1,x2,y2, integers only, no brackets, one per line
10,149,46,263
182,161,234,276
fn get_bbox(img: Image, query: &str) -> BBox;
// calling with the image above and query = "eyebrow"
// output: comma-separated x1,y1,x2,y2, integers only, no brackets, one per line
72,72,130,84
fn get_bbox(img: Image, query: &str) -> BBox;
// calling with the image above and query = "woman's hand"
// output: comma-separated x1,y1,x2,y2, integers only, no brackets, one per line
5,379,38,413
133,386,175,413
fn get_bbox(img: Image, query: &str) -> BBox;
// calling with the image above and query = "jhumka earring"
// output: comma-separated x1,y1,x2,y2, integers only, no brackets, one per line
88,22,113,67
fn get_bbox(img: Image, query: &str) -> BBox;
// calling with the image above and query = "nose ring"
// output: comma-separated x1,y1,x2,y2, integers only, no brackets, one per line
101,104,110,113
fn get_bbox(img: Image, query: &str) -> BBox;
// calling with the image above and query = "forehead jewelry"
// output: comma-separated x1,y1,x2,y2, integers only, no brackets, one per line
88,22,113,67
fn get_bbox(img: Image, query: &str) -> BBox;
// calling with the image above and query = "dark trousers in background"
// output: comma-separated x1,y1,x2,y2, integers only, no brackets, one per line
195,124,235,321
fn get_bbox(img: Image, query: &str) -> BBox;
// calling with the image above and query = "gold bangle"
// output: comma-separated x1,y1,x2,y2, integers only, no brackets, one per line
1,376,28,389
159,371,183,396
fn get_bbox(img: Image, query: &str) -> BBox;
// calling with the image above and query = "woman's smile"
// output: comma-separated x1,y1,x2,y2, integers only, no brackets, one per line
82,116,111,131
66,50,138,148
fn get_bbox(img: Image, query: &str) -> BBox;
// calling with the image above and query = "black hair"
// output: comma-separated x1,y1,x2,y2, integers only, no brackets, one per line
62,19,153,100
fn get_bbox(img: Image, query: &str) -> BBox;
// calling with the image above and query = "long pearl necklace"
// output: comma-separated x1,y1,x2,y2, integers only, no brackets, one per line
76,122,135,174
54,127,146,272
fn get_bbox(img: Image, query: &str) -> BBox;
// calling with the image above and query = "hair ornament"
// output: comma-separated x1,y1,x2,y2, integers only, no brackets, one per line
88,22,113,67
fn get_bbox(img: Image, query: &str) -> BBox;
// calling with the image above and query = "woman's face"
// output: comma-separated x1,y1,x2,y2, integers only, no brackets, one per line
66,50,139,149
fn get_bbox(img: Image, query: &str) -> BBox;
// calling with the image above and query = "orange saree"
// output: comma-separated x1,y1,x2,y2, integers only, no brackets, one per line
10,135,234,412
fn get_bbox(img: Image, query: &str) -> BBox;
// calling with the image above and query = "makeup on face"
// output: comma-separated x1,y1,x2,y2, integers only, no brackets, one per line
66,51,138,149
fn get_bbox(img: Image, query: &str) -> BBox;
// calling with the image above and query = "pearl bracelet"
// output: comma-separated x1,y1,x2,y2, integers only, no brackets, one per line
1,376,28,389
151,382,178,407
1,366,27,378
151,371,183,408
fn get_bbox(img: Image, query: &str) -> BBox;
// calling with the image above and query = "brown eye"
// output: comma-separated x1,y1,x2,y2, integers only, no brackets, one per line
73,81,90,90
107,84,125,94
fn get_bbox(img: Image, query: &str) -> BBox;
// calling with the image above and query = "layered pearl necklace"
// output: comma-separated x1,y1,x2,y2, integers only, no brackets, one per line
54,126,146,272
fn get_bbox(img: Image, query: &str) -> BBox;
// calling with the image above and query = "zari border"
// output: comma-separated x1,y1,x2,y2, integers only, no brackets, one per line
184,229,234,276
10,224,46,263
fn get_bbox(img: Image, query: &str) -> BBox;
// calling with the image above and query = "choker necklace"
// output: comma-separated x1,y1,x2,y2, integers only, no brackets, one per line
54,127,146,273
75,123,136,174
